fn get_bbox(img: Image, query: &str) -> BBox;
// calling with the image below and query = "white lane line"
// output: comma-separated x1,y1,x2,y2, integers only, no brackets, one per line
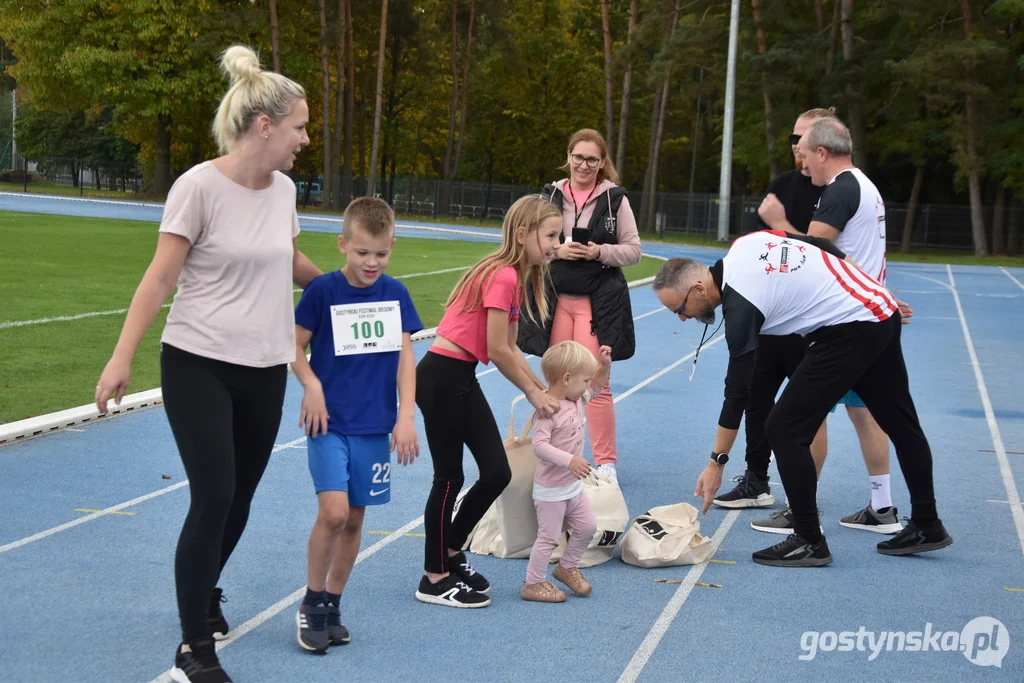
1000,267,1024,291
947,264,1024,557
0,436,307,555
147,513,428,683
0,303,172,330
147,331,716,681
617,510,741,683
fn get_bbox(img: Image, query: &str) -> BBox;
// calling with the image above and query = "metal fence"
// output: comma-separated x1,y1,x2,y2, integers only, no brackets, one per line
4,156,1020,253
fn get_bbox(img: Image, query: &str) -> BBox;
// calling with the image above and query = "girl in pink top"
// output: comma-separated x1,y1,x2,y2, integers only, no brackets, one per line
523,341,611,603
413,195,562,609
518,128,642,487
93,46,322,683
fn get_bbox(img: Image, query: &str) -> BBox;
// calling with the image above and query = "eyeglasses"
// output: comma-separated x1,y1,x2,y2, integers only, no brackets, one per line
571,154,602,168
789,134,802,146
674,283,695,317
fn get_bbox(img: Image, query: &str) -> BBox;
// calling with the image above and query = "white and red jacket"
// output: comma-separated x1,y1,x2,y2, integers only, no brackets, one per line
715,230,897,430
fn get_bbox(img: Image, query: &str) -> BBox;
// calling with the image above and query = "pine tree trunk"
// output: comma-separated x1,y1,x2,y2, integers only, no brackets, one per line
992,186,1006,255
452,0,475,179
640,83,664,233
269,0,281,73
366,0,389,197
1007,195,1020,255
333,0,346,208
343,0,355,202
751,0,777,180
318,0,333,209
442,0,460,181
813,0,824,31
826,0,839,75
900,164,924,253
615,0,638,177
155,113,171,195
601,0,615,160
841,0,868,170
961,0,988,255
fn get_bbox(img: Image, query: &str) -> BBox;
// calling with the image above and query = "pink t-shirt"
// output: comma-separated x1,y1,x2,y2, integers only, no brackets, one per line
531,381,602,501
159,161,300,367
434,266,522,365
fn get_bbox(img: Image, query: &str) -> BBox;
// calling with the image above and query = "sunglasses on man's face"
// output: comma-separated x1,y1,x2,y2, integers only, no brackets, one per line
789,134,802,146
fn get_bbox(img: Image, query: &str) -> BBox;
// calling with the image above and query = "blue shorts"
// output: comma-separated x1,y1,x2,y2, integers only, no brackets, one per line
307,432,392,506
830,389,866,413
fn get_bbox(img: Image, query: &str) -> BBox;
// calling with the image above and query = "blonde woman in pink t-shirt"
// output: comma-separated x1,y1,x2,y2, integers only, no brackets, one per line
413,195,562,609
522,340,611,602
93,46,322,683
518,129,642,486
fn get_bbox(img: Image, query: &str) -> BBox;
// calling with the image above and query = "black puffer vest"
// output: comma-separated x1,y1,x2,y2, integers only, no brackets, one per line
517,182,635,361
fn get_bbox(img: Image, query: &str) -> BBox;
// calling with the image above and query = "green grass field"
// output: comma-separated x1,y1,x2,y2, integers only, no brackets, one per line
0,211,663,421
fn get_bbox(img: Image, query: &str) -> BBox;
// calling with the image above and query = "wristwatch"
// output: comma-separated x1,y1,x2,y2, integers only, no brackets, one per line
711,451,729,466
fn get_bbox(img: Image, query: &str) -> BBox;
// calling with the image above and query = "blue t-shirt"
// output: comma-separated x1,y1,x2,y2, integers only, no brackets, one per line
295,271,423,435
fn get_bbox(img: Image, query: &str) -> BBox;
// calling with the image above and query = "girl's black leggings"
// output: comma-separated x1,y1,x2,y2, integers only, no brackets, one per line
161,343,287,643
416,351,512,574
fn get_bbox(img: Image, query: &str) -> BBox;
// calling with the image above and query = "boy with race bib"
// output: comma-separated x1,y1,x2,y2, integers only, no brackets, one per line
291,197,422,652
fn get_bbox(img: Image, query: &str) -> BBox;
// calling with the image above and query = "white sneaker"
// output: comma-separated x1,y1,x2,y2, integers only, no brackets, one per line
596,463,618,485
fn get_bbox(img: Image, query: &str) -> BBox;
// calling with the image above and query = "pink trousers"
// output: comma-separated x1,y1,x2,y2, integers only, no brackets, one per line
526,491,597,584
549,296,617,465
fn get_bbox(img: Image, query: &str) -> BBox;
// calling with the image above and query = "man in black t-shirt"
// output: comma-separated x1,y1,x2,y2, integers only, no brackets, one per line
714,109,835,519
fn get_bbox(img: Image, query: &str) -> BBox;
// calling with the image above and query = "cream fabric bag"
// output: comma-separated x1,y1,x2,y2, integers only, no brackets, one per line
619,502,715,568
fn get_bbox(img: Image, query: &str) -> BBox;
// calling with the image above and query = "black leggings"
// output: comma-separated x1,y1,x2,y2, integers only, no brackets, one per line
416,351,511,574
765,314,937,542
161,343,287,643
744,334,809,479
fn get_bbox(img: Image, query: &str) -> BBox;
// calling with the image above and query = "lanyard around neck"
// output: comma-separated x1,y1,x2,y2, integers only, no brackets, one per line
566,180,599,229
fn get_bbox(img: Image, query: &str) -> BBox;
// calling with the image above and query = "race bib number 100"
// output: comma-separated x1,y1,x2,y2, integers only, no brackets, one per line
330,301,403,356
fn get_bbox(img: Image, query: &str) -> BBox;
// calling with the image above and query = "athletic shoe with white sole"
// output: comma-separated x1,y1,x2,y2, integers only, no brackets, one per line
208,588,229,641
170,638,232,683
714,471,775,508
415,573,491,608
750,504,823,535
877,519,953,556
295,603,329,654
447,550,490,593
326,603,351,646
752,533,833,567
839,504,903,534
596,463,618,485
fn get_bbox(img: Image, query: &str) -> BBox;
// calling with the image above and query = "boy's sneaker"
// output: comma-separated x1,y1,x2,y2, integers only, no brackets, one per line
447,550,490,593
752,533,833,567
208,587,229,640
415,573,491,608
326,603,351,646
877,519,953,556
295,603,329,654
840,504,903,534
750,505,823,535
170,638,231,683
714,471,775,508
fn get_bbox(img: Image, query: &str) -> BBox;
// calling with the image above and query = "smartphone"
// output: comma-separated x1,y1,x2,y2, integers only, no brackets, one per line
571,227,591,244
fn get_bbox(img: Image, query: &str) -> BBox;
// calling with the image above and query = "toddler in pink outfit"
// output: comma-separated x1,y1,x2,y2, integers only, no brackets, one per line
523,340,612,603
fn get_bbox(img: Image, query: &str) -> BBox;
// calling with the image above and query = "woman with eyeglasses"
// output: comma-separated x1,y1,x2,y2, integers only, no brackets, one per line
518,128,641,485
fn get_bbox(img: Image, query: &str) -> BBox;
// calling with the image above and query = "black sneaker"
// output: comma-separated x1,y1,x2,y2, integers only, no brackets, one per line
752,533,833,567
326,602,350,646
447,550,490,593
877,519,953,556
295,602,329,654
750,505,824,535
840,504,903,535
208,588,229,641
713,471,775,509
415,573,491,608
170,638,232,683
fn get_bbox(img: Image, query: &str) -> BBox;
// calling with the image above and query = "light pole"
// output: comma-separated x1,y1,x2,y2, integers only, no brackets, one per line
716,0,740,241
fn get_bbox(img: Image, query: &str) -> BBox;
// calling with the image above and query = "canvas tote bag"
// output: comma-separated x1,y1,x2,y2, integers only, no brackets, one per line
619,502,715,568
550,470,630,567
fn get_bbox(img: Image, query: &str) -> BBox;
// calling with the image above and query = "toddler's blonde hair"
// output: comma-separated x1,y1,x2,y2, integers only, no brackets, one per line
540,341,598,385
